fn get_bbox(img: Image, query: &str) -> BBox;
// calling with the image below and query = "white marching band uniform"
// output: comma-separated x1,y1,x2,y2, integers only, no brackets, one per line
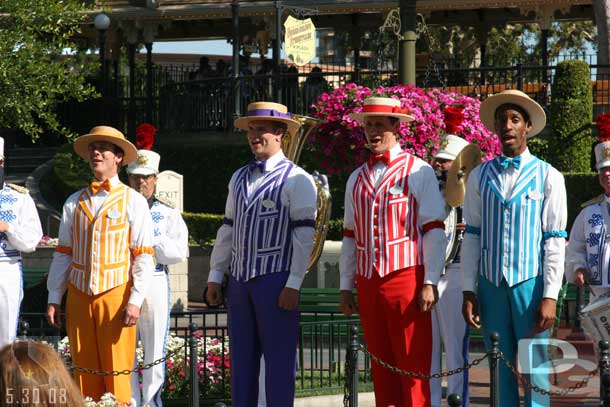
566,139,610,298
0,136,44,349
430,135,470,406
128,150,190,407
0,177,43,349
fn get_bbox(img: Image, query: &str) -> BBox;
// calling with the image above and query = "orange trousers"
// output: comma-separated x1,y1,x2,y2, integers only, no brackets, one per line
357,266,432,407
66,282,136,404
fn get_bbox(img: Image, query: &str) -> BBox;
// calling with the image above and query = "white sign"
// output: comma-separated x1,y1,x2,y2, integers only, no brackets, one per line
156,170,183,212
284,15,316,66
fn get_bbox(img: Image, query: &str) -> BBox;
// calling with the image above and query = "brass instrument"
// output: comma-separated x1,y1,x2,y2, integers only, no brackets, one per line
445,144,482,208
283,114,332,272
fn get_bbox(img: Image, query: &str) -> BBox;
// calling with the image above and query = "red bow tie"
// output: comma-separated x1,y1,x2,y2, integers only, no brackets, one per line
369,151,391,167
90,179,111,194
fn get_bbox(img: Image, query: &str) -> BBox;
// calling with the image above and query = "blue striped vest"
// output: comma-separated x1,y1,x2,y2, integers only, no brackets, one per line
479,156,549,287
230,159,295,281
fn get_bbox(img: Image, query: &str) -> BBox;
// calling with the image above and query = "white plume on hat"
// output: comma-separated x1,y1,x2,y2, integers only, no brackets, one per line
126,150,160,176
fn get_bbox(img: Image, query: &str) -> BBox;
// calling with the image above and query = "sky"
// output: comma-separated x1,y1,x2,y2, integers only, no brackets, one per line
148,39,289,59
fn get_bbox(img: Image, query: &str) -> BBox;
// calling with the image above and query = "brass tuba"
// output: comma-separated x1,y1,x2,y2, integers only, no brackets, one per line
283,114,332,272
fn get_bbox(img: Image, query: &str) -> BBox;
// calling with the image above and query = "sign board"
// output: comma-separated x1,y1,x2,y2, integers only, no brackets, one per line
156,170,184,212
284,15,316,66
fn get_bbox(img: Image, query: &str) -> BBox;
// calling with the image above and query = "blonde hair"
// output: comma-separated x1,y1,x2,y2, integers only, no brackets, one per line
0,341,85,407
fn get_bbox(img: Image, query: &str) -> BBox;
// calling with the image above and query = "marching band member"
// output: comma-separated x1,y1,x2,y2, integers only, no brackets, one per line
47,126,155,404
206,102,317,407
461,90,567,407
127,141,189,407
0,136,43,349
566,113,610,298
430,111,470,406
339,97,447,407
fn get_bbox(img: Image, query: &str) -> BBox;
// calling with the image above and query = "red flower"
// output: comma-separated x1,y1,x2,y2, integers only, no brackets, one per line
444,105,464,135
136,123,157,150
597,114,610,142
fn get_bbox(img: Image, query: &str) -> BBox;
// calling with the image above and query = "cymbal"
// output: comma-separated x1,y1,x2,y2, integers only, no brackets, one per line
445,144,482,207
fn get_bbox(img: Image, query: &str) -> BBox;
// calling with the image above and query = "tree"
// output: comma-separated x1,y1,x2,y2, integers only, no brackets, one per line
0,0,97,141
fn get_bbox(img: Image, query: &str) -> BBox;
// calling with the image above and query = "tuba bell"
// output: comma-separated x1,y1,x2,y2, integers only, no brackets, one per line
283,114,332,271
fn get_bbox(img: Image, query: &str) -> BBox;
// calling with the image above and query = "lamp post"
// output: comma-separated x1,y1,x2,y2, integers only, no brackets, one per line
94,13,111,97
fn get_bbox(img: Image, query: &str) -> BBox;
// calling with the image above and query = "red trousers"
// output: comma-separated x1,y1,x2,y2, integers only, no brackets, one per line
357,266,432,407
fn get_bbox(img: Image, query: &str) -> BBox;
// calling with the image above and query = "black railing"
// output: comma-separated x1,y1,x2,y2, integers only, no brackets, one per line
58,62,610,135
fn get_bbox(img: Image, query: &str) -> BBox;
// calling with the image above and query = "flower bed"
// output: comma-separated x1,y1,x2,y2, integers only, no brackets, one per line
57,333,230,405
308,83,501,175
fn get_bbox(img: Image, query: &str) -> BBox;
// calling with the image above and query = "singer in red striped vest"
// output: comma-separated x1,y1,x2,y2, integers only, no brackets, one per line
339,97,447,407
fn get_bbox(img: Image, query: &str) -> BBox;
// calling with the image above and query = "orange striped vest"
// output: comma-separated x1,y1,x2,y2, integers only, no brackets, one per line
69,183,132,296
352,152,420,279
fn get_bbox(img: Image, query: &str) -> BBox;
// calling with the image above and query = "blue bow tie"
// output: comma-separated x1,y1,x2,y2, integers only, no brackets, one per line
249,159,266,173
499,156,521,170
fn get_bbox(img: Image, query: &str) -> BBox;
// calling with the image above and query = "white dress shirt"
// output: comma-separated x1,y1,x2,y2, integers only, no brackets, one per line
47,175,155,307
339,144,447,290
461,148,567,299
208,150,317,290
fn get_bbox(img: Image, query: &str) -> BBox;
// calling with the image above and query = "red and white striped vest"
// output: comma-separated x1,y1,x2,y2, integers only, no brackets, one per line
351,152,420,279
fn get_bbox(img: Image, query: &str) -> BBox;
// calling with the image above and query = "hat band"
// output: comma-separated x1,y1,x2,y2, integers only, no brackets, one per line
246,109,292,119
362,105,409,115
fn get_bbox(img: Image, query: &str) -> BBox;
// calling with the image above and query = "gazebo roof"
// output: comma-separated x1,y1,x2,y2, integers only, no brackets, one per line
86,0,593,42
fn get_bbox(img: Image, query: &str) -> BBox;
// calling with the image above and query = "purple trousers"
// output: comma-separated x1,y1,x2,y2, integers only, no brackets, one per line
227,271,299,407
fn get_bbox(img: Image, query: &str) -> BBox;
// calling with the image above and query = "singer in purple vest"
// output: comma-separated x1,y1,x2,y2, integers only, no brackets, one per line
206,102,317,407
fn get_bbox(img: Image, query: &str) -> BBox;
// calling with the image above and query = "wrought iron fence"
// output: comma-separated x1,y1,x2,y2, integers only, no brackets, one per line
57,62,610,135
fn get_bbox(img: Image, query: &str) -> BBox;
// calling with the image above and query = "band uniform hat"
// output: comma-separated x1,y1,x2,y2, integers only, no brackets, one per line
234,101,301,136
74,126,138,165
349,97,414,123
595,113,610,170
435,135,470,161
479,89,546,138
127,150,160,176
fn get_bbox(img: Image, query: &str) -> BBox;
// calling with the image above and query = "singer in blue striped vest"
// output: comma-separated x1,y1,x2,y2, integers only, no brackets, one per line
461,90,567,407
206,102,317,407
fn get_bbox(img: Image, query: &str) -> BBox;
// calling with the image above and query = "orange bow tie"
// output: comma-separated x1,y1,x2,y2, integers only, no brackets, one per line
90,179,111,194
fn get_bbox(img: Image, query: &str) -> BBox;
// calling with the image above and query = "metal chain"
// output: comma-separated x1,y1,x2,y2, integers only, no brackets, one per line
68,347,185,377
497,351,601,396
360,344,488,379
417,14,447,89
343,353,352,407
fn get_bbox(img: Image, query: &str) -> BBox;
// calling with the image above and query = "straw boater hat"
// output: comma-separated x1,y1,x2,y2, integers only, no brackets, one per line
479,89,546,138
349,97,414,123
127,150,160,176
234,101,301,136
73,126,138,165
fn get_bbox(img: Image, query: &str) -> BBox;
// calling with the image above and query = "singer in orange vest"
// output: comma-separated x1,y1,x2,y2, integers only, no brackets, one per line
46,126,155,404
339,97,447,407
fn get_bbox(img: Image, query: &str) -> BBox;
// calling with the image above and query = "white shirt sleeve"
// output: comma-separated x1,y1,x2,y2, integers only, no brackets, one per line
6,192,43,253
461,165,483,293
127,189,155,307
47,192,79,305
208,173,237,284
565,208,588,284
154,205,190,265
284,169,317,290
339,171,358,291
409,161,447,286
541,168,567,299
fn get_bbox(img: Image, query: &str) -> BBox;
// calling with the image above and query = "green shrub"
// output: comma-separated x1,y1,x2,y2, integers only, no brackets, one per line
182,212,223,246
550,60,594,172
